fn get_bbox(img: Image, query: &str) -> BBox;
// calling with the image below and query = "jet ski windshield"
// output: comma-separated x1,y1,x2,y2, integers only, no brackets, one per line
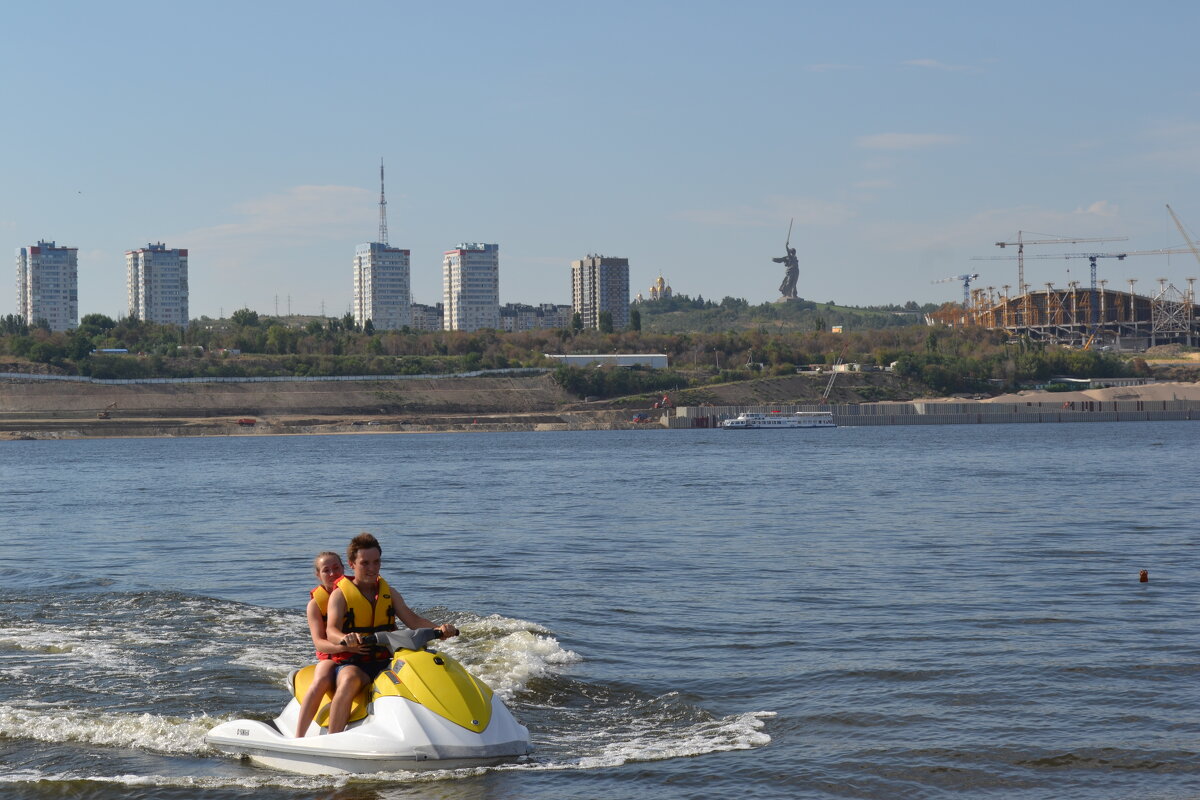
362,628,443,652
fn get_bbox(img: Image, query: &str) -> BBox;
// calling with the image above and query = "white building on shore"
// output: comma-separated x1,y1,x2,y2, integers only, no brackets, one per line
443,243,499,331
127,242,189,326
16,240,78,331
353,242,412,330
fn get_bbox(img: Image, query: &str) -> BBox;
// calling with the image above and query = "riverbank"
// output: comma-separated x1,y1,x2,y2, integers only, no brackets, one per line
4,373,1200,439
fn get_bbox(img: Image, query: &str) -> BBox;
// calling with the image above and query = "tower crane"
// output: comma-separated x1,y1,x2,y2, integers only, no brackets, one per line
1165,204,1200,269
931,273,979,308
991,232,1128,295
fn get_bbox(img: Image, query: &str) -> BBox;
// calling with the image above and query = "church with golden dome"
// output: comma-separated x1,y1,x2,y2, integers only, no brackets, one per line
637,274,673,302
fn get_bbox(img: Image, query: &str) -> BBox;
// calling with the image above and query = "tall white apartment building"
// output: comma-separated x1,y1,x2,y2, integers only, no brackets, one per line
443,243,500,331
16,240,78,331
572,254,630,330
353,243,411,330
126,242,189,326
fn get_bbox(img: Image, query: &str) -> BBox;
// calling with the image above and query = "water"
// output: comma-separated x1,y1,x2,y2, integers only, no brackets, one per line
1,424,1197,799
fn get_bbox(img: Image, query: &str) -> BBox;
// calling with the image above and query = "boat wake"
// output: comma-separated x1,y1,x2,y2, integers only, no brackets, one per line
0,588,772,790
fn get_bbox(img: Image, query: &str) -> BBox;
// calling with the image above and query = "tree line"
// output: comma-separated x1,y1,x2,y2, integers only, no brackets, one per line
0,310,1144,396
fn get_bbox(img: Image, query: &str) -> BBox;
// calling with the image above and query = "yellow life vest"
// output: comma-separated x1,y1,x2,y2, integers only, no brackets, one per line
336,575,397,635
310,585,331,619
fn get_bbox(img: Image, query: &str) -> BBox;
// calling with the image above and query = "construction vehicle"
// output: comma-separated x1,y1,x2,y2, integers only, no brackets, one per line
97,402,117,420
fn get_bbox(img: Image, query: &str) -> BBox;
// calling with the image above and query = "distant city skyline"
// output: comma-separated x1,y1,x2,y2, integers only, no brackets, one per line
5,4,1200,320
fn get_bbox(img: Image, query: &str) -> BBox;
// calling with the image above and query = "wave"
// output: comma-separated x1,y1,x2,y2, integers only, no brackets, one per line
0,703,219,755
0,590,772,784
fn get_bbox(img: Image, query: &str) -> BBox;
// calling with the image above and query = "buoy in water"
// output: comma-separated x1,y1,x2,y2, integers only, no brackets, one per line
1139,569,1149,583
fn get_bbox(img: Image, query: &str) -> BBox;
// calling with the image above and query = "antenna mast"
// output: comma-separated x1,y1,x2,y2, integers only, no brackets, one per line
378,158,389,245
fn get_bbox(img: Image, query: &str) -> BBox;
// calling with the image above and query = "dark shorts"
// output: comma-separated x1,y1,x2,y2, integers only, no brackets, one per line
335,660,388,682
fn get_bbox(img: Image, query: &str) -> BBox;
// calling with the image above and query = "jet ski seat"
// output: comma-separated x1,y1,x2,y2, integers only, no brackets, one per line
290,664,371,728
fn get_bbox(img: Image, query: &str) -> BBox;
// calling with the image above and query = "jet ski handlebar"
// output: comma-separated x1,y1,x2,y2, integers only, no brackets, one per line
359,628,444,652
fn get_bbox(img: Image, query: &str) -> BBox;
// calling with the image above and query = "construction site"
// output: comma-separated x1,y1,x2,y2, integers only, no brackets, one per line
925,208,1200,350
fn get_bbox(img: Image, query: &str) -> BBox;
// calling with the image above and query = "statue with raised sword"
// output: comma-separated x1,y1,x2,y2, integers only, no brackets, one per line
773,218,800,300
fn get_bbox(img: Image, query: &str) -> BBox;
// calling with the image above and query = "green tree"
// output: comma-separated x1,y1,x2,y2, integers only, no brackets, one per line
0,315,28,335
629,308,641,332
599,311,614,334
231,308,260,327
79,313,117,334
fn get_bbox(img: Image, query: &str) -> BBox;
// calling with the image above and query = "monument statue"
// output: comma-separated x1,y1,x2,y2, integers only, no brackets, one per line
773,219,799,299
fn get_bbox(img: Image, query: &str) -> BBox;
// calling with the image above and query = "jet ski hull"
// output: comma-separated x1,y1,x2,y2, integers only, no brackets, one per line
207,693,531,775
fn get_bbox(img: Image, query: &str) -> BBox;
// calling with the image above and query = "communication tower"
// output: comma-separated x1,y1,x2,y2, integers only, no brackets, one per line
378,158,389,246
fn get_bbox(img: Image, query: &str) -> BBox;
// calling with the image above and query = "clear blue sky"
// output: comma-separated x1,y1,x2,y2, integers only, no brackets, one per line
5,1,1200,320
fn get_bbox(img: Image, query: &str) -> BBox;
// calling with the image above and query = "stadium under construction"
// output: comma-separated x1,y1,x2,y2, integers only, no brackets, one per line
927,214,1200,349
926,277,1198,350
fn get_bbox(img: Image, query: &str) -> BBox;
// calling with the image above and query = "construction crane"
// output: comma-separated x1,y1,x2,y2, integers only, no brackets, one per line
990,232,1128,295
1166,204,1200,269
932,273,979,308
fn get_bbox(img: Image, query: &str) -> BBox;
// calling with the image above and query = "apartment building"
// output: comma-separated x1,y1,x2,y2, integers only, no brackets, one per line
127,242,189,326
16,240,78,331
353,242,411,330
571,254,629,330
443,243,499,331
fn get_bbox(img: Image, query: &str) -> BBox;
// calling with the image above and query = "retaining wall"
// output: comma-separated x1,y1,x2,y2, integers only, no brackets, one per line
670,401,1200,428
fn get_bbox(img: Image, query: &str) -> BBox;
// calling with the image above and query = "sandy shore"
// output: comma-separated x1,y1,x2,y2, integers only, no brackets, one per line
982,381,1200,405
4,376,1199,440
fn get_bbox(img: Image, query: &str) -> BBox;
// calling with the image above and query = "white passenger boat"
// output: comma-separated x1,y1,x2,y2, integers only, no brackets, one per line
722,411,836,429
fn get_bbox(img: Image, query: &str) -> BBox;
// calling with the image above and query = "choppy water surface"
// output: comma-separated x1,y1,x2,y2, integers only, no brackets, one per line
0,424,1197,799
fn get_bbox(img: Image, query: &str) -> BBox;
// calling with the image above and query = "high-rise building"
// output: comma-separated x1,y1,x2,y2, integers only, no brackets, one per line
352,159,411,330
572,255,630,330
353,243,411,330
443,243,500,331
126,242,189,326
16,240,78,331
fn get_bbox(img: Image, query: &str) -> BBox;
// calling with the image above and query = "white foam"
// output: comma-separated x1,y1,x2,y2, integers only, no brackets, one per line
524,709,775,771
0,770,347,791
439,616,581,699
0,628,141,680
0,703,225,755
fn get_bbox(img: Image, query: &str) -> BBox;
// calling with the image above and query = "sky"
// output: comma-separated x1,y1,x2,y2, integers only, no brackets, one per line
5,1,1200,321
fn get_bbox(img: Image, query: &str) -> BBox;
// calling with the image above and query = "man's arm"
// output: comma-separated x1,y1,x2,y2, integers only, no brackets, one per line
395,592,458,638
326,588,357,645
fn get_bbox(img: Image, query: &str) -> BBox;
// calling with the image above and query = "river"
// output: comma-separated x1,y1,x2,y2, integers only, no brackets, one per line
1,423,1196,799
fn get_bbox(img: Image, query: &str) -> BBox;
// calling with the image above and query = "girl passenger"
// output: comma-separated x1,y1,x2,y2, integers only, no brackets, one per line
294,551,366,738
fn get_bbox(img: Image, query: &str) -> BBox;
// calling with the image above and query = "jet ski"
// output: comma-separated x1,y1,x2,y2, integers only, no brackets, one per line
206,628,532,775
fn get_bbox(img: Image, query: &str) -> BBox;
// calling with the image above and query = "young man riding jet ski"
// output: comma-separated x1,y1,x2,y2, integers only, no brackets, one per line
325,532,459,733
206,531,531,774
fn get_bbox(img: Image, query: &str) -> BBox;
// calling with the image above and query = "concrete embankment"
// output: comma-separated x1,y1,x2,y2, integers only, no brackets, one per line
672,393,1200,428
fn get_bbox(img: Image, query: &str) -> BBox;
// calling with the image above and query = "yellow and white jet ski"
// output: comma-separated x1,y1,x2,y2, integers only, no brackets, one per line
206,629,531,774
